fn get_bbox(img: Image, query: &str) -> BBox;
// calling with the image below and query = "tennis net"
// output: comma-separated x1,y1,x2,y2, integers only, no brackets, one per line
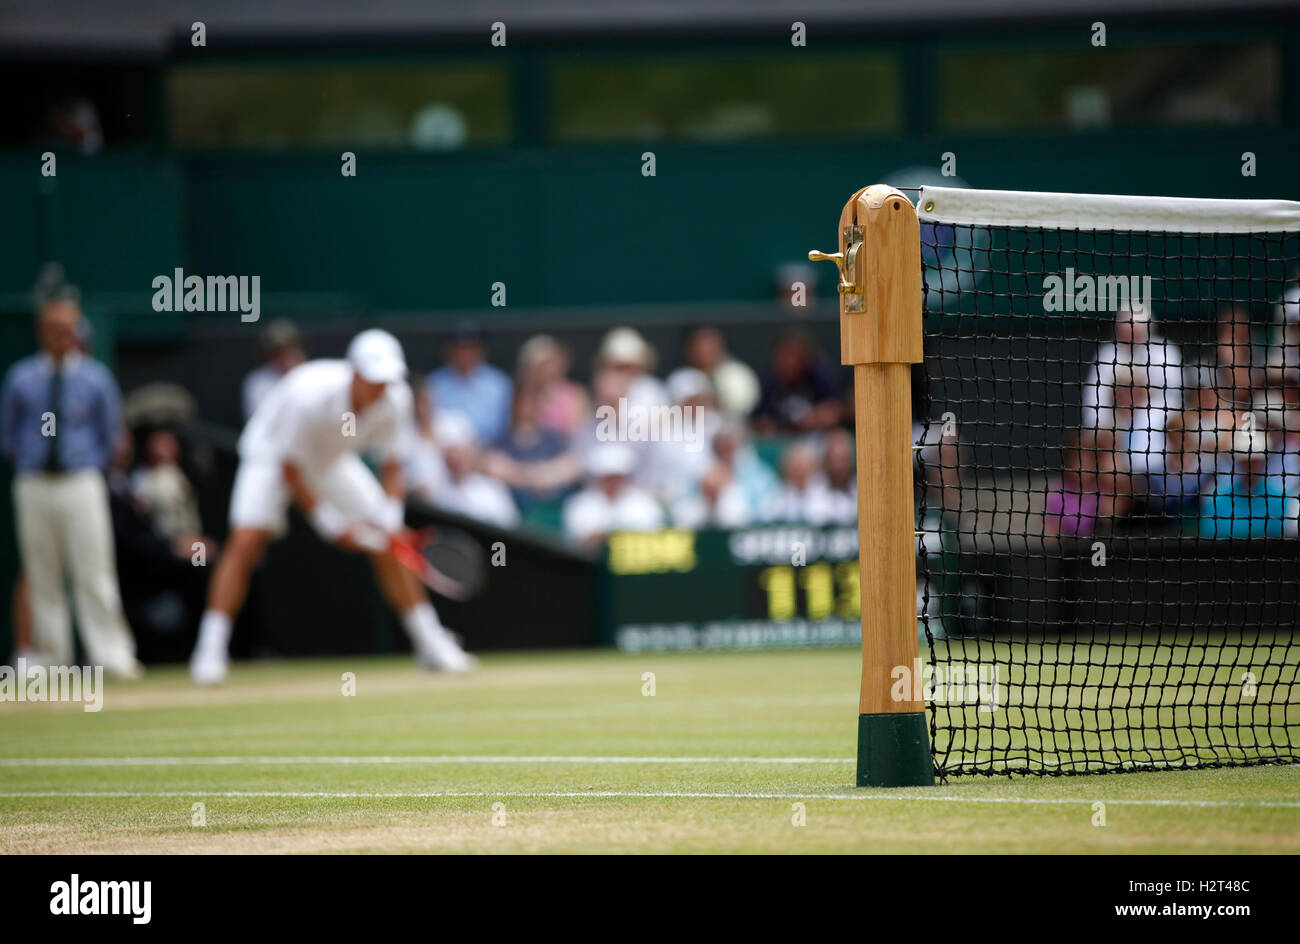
912,186,1300,776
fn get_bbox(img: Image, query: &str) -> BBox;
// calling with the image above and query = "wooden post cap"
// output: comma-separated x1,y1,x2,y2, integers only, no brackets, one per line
836,187,923,367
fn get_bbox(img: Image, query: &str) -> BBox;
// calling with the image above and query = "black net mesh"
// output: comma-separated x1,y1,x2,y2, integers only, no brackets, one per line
913,209,1300,776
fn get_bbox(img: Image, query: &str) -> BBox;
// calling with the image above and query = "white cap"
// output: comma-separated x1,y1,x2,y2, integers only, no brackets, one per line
587,443,636,478
666,367,713,404
598,327,654,368
347,329,407,384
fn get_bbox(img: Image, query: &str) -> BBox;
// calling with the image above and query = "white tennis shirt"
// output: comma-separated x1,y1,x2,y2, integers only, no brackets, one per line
238,359,412,468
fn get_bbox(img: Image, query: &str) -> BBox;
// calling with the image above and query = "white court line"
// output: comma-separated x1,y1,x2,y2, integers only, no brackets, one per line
0,790,1297,808
0,755,853,767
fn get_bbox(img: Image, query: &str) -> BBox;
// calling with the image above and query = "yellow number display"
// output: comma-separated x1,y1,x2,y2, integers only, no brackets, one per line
758,561,860,622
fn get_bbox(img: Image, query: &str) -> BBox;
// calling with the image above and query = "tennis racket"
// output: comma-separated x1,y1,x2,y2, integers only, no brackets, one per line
387,526,487,602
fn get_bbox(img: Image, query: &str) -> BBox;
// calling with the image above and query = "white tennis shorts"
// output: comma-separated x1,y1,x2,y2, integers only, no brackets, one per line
228,453,388,535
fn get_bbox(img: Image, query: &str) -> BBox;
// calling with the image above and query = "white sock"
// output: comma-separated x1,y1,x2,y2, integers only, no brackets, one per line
195,611,232,654
402,603,443,650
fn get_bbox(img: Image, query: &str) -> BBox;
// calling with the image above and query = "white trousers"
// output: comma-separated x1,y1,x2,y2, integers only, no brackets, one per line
13,470,138,670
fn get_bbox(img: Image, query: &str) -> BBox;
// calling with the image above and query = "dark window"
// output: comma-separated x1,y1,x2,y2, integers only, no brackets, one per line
548,54,901,143
168,62,512,149
0,62,154,151
938,43,1280,132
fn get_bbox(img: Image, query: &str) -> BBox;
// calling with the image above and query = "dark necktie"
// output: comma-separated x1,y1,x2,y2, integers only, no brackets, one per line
44,366,63,473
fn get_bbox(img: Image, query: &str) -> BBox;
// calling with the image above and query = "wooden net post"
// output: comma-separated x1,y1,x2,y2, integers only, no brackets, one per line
810,185,934,787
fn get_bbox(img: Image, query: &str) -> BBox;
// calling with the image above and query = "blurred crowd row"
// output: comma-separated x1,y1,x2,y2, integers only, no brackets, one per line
923,288,1300,541
241,319,860,545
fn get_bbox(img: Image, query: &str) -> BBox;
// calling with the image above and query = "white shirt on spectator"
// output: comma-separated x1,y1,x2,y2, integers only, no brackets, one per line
564,486,664,543
435,474,519,529
1118,406,1169,477
1082,338,1182,429
643,410,721,503
763,475,855,526
671,481,751,529
405,436,450,504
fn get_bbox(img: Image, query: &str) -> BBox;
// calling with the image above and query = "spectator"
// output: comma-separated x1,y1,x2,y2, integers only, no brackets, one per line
710,420,780,516
821,428,858,525
242,319,306,421
1104,365,1168,480
428,322,512,445
516,334,589,439
1266,282,1300,388
918,417,963,526
574,366,655,493
594,326,667,411
563,444,664,545
915,421,964,637
669,325,759,419
1200,427,1298,539
1253,389,1300,496
763,440,842,525
484,389,581,513
1044,429,1129,537
671,461,751,529
405,384,453,505
1182,378,1239,460
0,290,141,676
431,423,519,529
45,96,103,154
1213,308,1265,411
752,329,843,433
1142,413,1213,520
644,368,721,504
131,429,203,541
106,430,211,644
1082,306,1181,429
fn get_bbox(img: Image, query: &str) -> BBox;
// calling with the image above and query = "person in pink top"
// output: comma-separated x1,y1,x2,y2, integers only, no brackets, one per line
1045,429,1129,538
516,334,589,439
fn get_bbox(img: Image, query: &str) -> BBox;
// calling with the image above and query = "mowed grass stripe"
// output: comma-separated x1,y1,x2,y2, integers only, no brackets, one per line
2,650,1297,852
0,755,853,766
1,789,1298,808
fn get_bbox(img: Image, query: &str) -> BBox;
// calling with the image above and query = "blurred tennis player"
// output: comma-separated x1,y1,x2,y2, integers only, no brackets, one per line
188,328,475,684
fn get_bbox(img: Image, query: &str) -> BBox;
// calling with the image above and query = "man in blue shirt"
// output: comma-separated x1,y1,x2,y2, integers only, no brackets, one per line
427,323,512,446
1,290,141,676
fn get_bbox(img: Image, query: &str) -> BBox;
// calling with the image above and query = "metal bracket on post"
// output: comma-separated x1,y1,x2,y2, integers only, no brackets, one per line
809,225,866,312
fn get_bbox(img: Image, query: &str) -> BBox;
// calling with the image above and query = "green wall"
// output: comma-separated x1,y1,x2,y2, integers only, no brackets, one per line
3,128,1296,323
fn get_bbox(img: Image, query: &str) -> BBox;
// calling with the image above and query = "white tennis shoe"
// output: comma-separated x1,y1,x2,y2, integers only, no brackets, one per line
189,641,229,686
417,626,478,674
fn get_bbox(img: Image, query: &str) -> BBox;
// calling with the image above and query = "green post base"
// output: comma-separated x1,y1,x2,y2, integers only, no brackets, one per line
857,712,934,787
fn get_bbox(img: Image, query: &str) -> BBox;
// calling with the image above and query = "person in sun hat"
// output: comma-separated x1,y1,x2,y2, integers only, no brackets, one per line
562,442,664,545
594,326,668,411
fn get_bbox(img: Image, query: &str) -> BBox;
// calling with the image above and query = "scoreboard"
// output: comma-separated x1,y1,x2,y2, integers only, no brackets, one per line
599,525,862,652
